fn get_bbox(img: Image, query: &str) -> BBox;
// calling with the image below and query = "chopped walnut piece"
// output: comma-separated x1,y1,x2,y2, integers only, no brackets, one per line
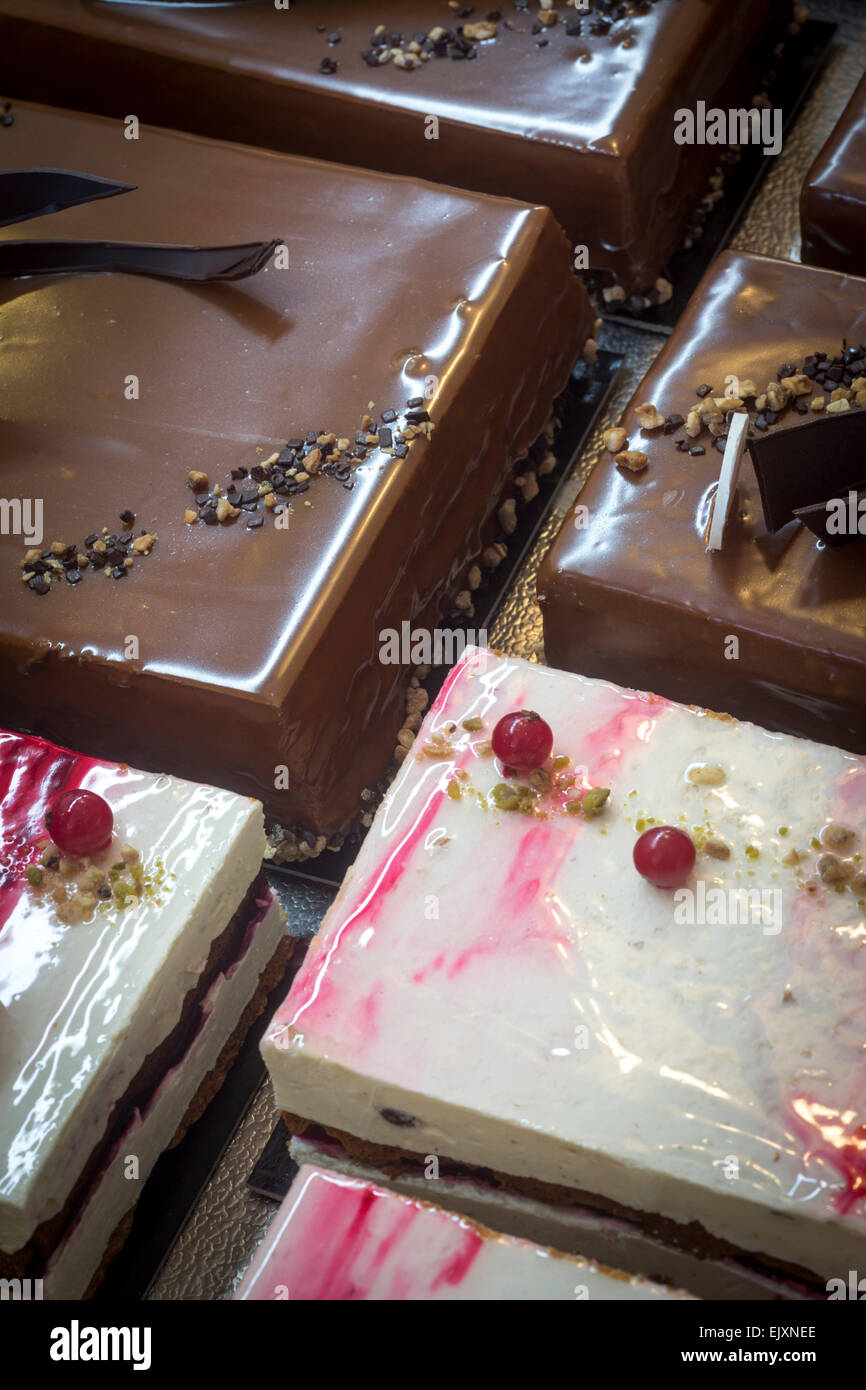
482,542,507,568
655,277,673,305
615,450,648,473
603,427,628,454
685,409,703,438
635,403,665,431
184,509,198,525
498,498,517,534
827,397,851,414
132,533,156,555
704,839,731,860
810,395,826,413
188,470,208,491
817,853,852,884
781,374,813,397
463,20,498,39
686,764,726,787
216,498,239,523
821,822,855,849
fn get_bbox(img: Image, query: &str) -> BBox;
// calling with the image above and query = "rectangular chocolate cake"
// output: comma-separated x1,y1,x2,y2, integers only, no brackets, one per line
538,250,866,752
262,648,866,1295
801,69,866,275
0,98,591,853
0,728,289,1298
234,1162,694,1301
0,0,794,297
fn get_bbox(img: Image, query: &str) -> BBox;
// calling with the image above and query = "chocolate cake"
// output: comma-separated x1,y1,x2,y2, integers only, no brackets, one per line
538,250,866,751
0,0,795,296
801,69,866,275
0,99,591,847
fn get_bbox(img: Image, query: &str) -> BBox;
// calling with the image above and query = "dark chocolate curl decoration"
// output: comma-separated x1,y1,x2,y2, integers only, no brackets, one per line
0,238,281,282
748,409,866,534
0,169,136,228
794,484,866,548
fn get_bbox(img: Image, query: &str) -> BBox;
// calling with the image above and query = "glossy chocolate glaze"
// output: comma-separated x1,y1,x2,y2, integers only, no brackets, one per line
0,0,785,293
539,251,866,752
0,100,591,832
801,70,866,276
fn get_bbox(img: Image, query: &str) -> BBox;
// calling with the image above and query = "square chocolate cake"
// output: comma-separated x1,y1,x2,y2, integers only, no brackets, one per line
538,250,866,751
0,99,591,851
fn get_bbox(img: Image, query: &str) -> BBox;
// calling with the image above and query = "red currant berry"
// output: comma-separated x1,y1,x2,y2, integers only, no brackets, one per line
491,709,554,771
47,789,114,858
633,826,695,888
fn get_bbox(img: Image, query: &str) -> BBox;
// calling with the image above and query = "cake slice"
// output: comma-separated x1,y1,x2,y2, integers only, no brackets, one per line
287,1134,812,1300
0,729,290,1299
262,647,866,1295
801,69,866,275
0,98,591,857
0,0,795,298
538,250,866,753
235,1162,693,1302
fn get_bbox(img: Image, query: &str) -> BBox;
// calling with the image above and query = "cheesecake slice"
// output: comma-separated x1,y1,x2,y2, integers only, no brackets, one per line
0,729,290,1298
235,1162,693,1302
262,647,866,1294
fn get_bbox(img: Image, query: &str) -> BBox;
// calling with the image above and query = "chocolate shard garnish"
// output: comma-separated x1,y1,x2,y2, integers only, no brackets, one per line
748,409,866,533
0,237,281,282
0,169,136,228
794,483,866,548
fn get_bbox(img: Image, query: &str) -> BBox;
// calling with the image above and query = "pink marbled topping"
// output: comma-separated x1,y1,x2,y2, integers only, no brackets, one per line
237,1167,482,1301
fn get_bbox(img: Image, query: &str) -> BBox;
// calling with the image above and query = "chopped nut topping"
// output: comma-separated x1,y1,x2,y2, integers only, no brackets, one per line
635,403,665,431
188,470,208,491
615,450,648,473
704,839,731,860
686,764,726,787
603,427,628,454
821,822,855,849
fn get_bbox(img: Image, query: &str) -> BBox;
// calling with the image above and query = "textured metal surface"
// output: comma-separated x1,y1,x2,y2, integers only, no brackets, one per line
148,0,866,1301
